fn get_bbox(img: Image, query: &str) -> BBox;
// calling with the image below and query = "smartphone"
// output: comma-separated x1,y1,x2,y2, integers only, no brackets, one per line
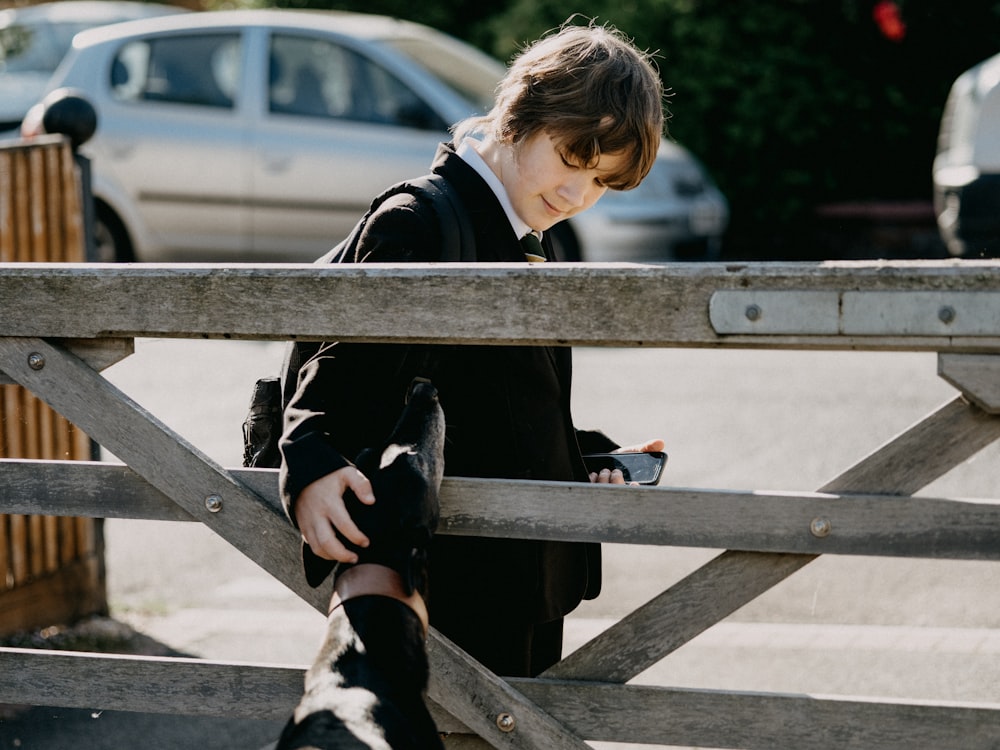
583,451,667,485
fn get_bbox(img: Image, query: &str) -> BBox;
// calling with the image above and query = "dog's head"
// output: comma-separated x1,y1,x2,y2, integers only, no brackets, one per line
303,379,446,592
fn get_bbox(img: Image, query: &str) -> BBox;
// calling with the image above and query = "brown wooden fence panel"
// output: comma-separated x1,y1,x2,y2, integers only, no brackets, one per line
0,135,103,637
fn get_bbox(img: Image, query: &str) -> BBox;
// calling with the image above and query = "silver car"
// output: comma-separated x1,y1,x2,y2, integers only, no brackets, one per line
0,1,185,133
31,9,728,262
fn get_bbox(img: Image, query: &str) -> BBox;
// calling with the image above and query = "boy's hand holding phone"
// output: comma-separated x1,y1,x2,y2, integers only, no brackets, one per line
584,438,667,486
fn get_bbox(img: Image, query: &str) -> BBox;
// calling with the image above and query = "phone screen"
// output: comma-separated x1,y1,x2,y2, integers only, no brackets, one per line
583,451,667,485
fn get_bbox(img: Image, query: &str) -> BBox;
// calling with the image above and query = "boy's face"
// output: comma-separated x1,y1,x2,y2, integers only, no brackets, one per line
506,131,628,232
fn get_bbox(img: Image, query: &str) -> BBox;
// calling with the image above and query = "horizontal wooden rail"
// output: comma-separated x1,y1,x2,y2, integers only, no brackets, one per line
1,261,999,350
2,458,999,560
0,647,302,720
2,647,999,750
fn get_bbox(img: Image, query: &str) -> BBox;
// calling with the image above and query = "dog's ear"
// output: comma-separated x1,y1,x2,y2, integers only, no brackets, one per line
302,541,337,588
354,447,377,475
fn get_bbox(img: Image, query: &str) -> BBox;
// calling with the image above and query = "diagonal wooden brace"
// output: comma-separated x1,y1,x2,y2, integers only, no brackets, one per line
939,353,1000,414
545,394,1000,682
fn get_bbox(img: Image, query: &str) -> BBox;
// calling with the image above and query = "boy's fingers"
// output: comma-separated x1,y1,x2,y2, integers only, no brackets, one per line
344,468,376,505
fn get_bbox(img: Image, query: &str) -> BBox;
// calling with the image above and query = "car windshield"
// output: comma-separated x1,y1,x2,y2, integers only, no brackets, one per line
0,20,93,74
383,36,500,113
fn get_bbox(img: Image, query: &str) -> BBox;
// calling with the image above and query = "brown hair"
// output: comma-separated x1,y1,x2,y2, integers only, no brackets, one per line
454,21,665,190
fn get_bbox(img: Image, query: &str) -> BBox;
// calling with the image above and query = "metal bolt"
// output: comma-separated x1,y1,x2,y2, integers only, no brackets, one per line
745,304,762,322
495,712,516,733
810,517,832,538
938,306,956,324
27,352,45,370
204,494,223,513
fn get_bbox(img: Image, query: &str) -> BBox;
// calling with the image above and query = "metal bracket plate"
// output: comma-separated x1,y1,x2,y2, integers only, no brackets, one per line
710,291,1000,336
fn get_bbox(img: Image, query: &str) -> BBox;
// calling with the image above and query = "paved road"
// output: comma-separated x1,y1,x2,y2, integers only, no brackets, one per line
3,340,997,748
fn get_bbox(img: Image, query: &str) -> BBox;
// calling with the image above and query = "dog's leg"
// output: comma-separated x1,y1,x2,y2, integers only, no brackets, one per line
278,566,443,750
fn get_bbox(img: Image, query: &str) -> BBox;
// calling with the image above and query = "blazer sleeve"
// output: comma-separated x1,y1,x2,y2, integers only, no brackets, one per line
278,191,443,525
575,429,620,455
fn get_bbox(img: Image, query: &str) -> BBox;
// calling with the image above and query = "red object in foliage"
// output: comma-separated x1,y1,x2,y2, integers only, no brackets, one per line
873,1,906,41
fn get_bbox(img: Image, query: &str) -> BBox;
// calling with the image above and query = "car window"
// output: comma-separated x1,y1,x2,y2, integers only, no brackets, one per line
111,33,240,108
268,33,446,130
0,21,93,74
383,37,500,114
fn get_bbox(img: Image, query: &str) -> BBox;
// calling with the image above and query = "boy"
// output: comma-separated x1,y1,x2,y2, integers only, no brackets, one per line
281,20,665,677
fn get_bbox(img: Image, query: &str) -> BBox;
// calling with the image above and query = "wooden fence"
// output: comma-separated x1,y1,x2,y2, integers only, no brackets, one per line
0,135,105,635
0,259,999,748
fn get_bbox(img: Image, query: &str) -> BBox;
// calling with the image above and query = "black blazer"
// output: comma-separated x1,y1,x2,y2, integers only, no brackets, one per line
280,143,611,624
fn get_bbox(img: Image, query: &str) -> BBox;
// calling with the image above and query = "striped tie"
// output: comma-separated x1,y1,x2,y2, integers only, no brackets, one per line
520,232,546,263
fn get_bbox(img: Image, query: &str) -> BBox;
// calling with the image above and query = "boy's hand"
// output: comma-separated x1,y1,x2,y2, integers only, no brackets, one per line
295,467,375,562
588,438,666,485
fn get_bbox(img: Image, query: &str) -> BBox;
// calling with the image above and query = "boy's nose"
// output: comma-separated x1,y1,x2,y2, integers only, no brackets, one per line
557,177,589,208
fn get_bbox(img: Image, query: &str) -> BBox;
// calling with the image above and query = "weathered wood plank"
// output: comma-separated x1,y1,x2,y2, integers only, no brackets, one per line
44,142,64,261
441,736,492,749
3,648,998,750
0,647,302,720
1,261,1000,349
439,475,1000,558
427,633,590,750
509,678,1000,750
545,396,1000,682
0,149,13,261
28,514,44,577
0,459,198,522
4,459,1000,560
9,514,27,585
939,353,1000,414
0,337,134,386
0,517,9,593
28,146,47,262
12,150,29,262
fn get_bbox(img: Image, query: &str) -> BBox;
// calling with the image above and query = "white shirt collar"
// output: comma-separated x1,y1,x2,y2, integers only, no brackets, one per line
456,137,536,241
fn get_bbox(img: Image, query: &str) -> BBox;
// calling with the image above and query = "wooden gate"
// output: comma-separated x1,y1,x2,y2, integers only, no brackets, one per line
0,136,105,635
0,260,998,748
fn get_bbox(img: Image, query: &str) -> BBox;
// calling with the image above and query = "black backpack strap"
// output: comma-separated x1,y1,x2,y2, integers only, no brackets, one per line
320,172,475,265
281,173,475,405
403,173,476,262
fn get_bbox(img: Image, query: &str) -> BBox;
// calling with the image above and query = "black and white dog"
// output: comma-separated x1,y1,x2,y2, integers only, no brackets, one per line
277,380,446,750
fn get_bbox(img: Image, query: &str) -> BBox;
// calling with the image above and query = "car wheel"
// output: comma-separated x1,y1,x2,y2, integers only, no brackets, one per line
547,221,580,261
93,203,134,262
